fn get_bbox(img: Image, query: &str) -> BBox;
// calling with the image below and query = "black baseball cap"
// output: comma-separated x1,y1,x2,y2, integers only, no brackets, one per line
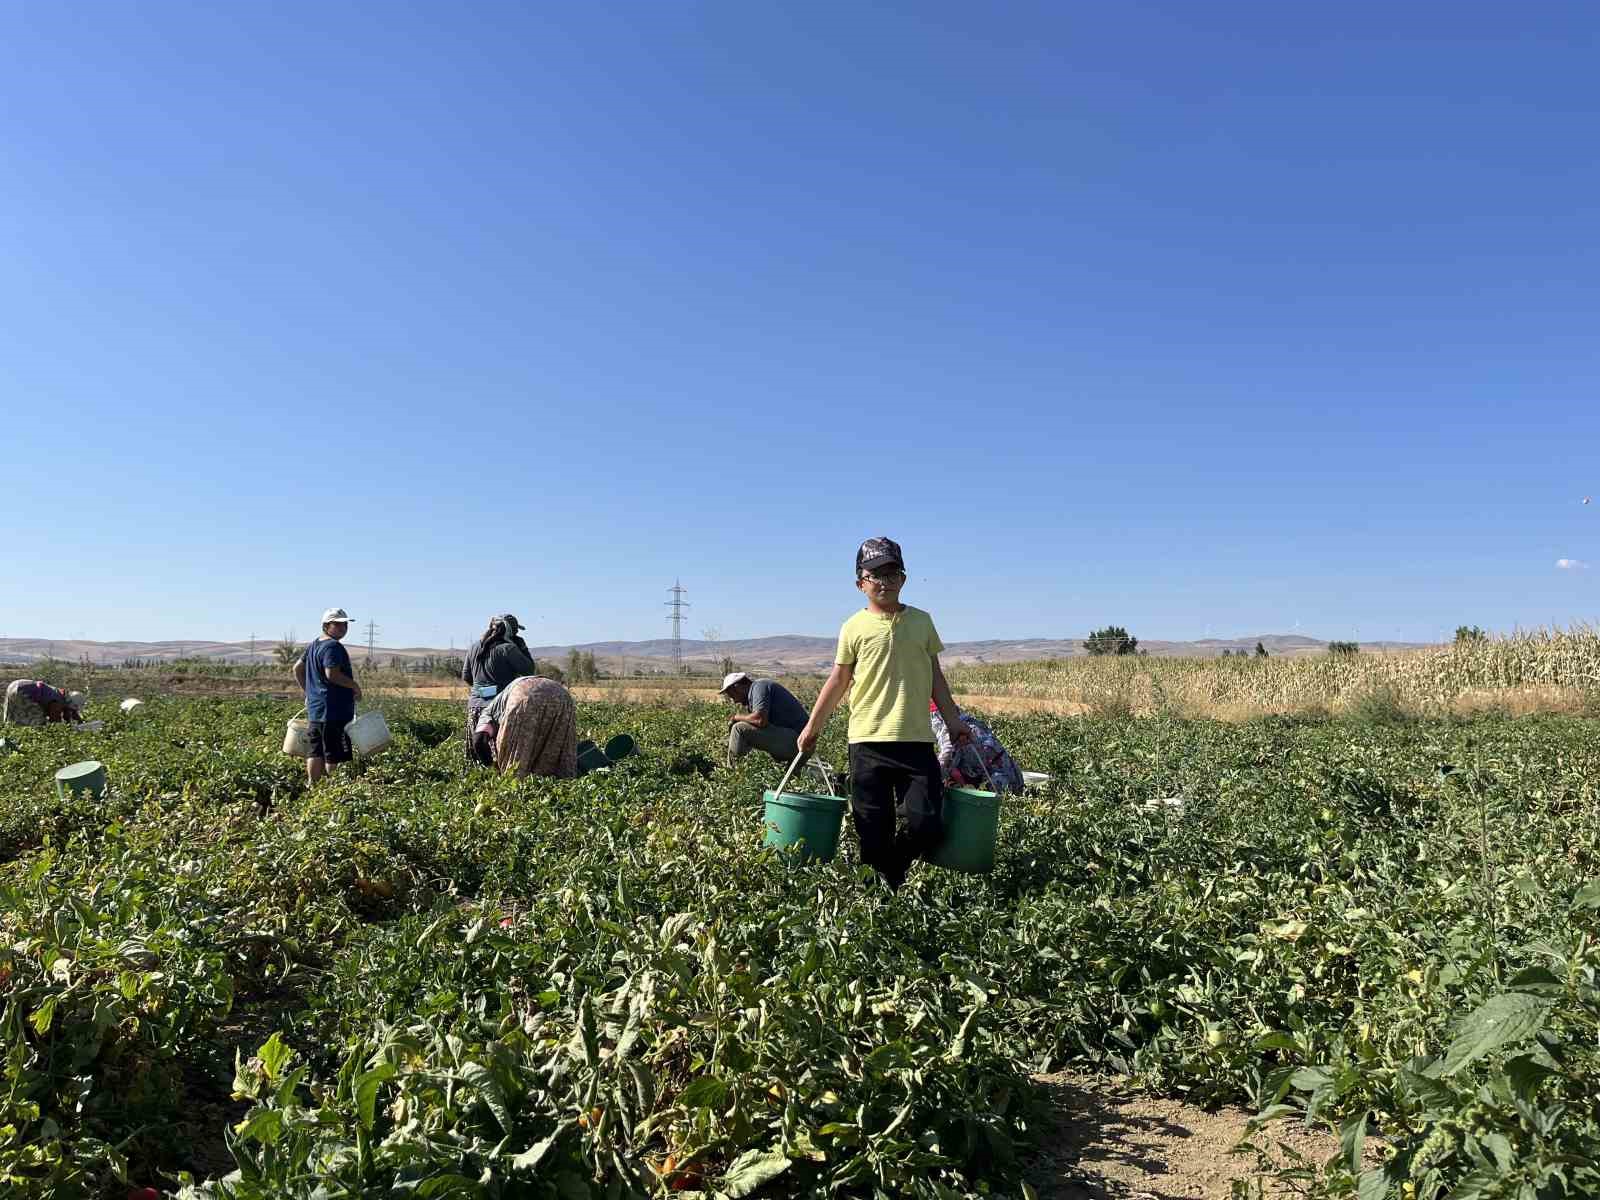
856,537,904,574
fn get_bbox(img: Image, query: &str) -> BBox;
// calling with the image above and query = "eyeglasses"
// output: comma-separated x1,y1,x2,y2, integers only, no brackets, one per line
860,570,905,585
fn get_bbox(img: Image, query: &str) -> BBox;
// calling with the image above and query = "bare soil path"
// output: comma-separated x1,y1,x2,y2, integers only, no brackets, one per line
1027,1074,1341,1199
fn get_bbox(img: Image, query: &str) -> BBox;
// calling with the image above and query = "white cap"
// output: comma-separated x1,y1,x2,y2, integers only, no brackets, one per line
321,608,354,625
67,691,86,712
719,671,752,694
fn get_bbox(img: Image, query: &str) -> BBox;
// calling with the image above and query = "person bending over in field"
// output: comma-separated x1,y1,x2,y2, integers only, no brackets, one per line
2,679,85,727
798,537,970,890
473,675,578,778
292,608,362,785
929,702,1024,793
720,671,810,769
461,614,536,763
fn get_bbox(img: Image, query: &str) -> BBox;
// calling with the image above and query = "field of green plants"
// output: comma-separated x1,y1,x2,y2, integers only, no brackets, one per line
2,697,1598,1199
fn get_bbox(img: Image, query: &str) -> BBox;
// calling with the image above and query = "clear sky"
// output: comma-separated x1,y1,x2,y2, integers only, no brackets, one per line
5,1,1597,649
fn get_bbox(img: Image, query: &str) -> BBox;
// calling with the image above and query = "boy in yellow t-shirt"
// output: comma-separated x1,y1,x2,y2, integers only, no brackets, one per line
798,537,970,888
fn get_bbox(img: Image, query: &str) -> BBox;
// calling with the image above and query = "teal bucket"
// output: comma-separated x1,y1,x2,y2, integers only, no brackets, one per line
604,733,636,761
929,786,1002,873
576,739,610,776
55,760,107,802
762,790,847,863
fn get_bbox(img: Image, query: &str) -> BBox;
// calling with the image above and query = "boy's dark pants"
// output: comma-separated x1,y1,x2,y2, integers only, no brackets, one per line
848,742,945,888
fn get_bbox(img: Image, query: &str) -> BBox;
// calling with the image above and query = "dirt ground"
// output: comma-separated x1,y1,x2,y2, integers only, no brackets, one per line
1027,1074,1343,1199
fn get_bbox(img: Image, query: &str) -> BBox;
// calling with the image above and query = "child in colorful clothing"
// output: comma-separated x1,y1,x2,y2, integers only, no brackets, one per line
798,537,970,888
2,680,85,726
930,703,1025,793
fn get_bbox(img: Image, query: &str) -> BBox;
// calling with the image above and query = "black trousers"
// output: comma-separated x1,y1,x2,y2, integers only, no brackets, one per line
848,742,944,888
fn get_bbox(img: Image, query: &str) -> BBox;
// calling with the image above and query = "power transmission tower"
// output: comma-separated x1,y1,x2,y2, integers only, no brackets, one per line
249,632,257,662
364,619,379,664
665,581,690,674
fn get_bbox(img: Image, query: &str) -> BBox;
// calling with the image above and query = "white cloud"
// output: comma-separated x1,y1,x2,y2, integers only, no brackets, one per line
1555,558,1589,570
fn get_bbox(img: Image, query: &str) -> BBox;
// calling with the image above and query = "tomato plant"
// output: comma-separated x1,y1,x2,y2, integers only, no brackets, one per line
2,698,1597,1197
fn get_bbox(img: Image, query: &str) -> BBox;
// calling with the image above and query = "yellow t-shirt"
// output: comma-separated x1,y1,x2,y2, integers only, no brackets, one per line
835,605,944,743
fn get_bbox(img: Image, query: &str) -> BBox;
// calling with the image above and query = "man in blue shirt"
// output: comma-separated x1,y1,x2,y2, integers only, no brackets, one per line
292,607,363,785
720,671,810,769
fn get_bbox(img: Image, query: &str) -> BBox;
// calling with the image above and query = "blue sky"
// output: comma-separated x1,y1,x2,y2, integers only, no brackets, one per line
5,1,1596,649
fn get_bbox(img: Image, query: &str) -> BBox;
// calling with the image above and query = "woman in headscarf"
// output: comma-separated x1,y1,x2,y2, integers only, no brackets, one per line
461,614,536,762
3,680,85,727
929,702,1024,793
471,675,578,779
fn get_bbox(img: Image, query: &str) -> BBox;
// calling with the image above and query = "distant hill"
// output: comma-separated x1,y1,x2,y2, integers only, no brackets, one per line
0,632,1434,673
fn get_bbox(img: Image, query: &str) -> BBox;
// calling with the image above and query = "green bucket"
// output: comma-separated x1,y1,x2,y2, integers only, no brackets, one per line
56,760,107,802
929,786,1002,873
576,739,610,776
762,790,847,863
603,733,636,761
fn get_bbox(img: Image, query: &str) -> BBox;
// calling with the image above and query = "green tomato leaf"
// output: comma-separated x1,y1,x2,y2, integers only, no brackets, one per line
354,1063,396,1131
1505,966,1563,998
1572,880,1600,909
1449,1166,1507,1200
1356,1166,1390,1200
1288,1066,1331,1091
719,1148,790,1198
29,996,56,1036
233,1108,284,1146
1440,993,1549,1077
510,1126,566,1172
257,1032,293,1082
677,1075,728,1110
1340,1110,1368,1175
460,1061,513,1134
1503,1053,1555,1101
1398,1067,1457,1112
416,1173,478,1197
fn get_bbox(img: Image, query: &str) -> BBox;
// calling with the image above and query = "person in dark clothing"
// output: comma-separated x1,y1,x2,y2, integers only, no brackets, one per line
292,607,362,786
461,614,536,762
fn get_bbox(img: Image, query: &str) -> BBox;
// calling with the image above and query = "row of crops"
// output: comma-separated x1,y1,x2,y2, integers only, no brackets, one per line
945,627,1600,717
2,698,1598,1198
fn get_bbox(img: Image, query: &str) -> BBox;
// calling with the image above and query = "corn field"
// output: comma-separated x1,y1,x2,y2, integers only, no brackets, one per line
944,626,1600,718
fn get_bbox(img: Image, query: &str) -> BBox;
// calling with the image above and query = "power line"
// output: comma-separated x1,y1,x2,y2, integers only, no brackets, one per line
665,581,690,674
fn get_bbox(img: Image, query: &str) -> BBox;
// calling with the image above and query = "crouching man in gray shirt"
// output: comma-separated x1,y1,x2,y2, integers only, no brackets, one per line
720,672,810,769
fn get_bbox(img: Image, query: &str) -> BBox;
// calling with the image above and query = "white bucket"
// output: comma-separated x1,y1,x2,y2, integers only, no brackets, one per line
348,711,391,757
119,698,144,714
283,709,312,758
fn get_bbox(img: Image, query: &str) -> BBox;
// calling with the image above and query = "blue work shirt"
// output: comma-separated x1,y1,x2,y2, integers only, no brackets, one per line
749,679,809,732
304,637,356,722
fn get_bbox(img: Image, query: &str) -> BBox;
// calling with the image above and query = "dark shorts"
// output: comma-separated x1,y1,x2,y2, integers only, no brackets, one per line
307,718,353,764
